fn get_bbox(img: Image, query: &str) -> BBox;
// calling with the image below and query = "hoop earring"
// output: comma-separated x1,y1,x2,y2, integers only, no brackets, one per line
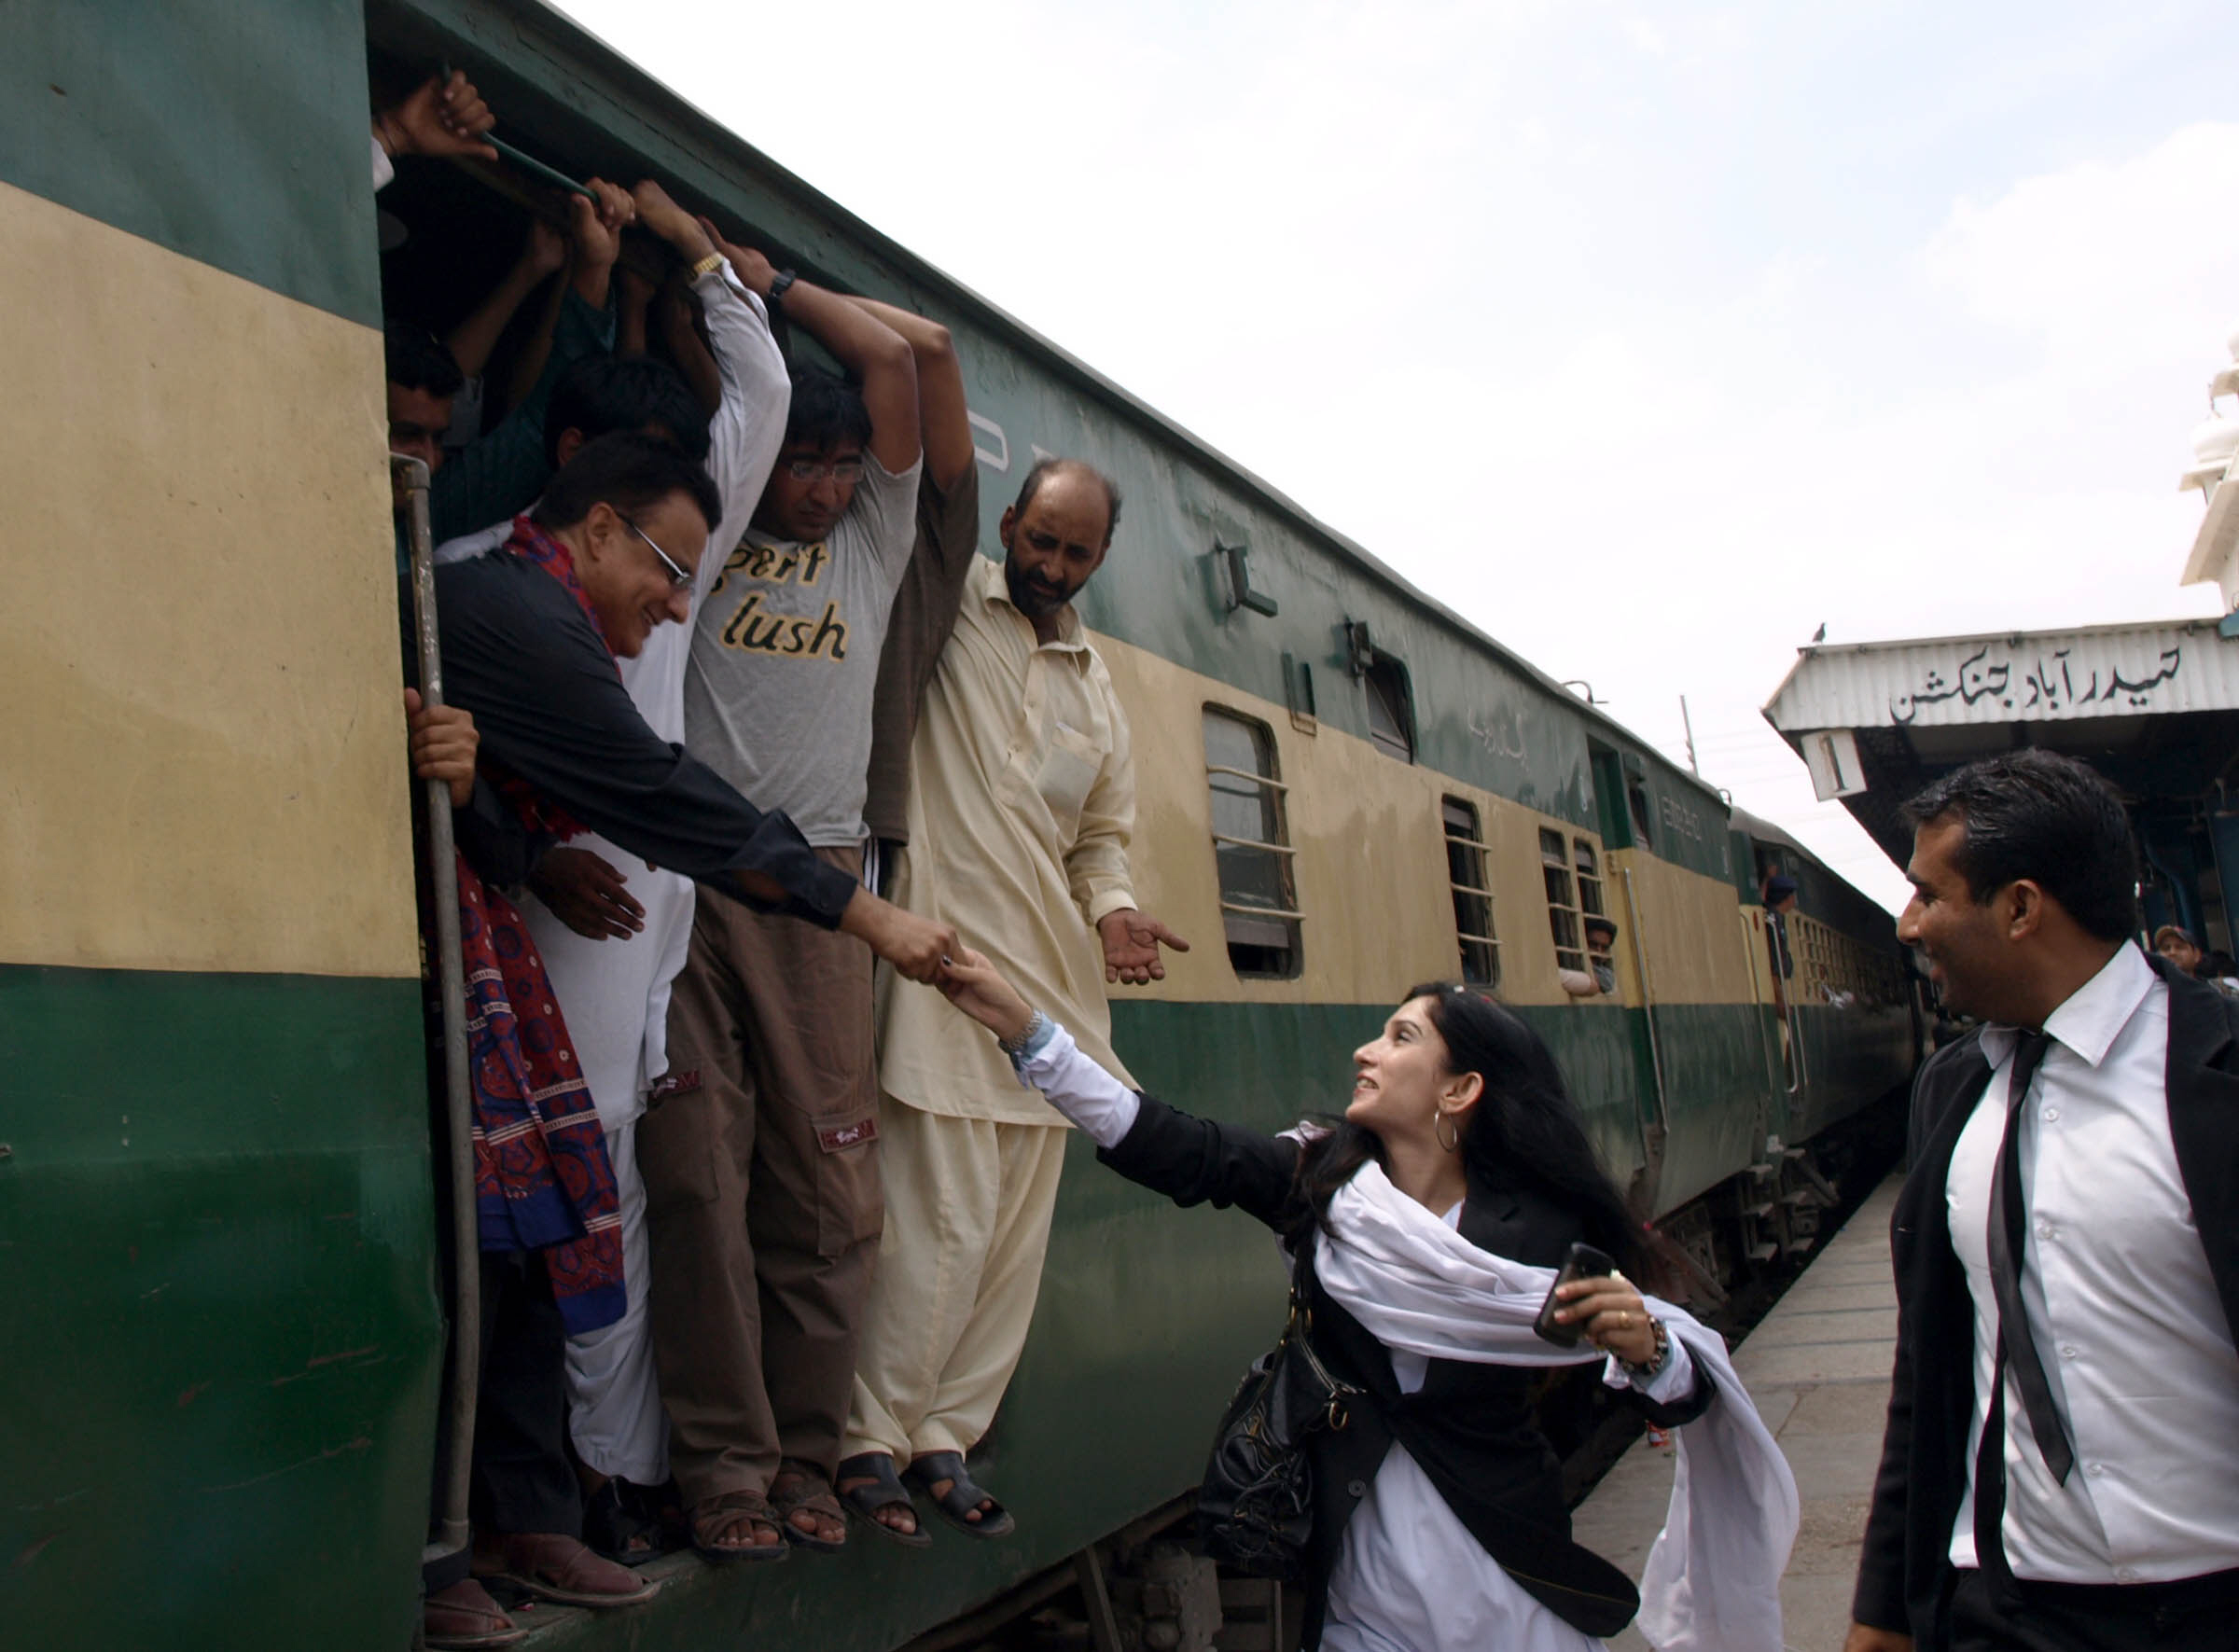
1435,1110,1460,1154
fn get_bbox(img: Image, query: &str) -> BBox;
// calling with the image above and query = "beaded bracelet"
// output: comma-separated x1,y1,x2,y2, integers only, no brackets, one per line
1619,1315,1671,1381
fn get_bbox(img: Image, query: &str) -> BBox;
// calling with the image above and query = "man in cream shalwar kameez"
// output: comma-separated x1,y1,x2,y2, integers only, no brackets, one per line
842,461,1184,1528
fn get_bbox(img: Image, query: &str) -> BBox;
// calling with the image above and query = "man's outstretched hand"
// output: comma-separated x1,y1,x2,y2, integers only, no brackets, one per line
1097,909,1189,985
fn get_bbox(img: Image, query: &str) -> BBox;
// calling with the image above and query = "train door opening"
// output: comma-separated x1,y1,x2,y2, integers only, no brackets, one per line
1585,743,1670,1191
1749,840,1804,1095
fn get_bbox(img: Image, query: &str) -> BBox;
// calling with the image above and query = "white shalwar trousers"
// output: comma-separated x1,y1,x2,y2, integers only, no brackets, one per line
844,1101,1069,1463
521,839,694,1487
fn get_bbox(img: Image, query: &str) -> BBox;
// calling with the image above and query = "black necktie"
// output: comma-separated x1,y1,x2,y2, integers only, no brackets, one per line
1984,1029,2074,1485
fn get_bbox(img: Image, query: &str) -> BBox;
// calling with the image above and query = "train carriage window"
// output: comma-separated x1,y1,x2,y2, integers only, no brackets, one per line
1443,798,1500,986
1363,658,1416,763
1539,828,1585,973
1574,840,1605,920
1626,776,1655,846
1203,708,1302,979
1574,840,1613,979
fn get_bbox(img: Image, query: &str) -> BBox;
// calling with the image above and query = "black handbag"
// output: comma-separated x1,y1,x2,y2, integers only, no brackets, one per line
1197,1242,1363,1580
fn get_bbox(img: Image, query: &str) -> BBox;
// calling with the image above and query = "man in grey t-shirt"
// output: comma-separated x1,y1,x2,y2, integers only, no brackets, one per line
648,239,925,1562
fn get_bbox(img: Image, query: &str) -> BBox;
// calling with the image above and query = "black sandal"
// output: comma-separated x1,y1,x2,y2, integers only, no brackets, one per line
835,1451,933,1548
904,1451,1016,1539
582,1477,663,1567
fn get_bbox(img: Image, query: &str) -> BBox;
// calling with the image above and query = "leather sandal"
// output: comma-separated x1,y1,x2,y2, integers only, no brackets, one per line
770,1460,847,1553
688,1489,789,1565
835,1451,932,1548
905,1451,1016,1539
423,1578,524,1649
473,1532,660,1609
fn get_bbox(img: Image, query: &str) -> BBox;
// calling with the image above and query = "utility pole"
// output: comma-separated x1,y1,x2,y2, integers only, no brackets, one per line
1679,695,1700,775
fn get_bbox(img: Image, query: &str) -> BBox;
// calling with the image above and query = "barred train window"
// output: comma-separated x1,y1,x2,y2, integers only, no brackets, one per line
1540,828,1585,973
1442,798,1499,986
1575,840,1614,978
1203,708,1302,979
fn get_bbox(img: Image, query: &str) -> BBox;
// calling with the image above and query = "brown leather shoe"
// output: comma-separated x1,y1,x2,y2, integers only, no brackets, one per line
424,1578,525,1648
473,1531,661,1609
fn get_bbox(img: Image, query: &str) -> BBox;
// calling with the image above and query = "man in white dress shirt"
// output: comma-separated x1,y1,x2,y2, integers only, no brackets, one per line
1846,750,2239,1652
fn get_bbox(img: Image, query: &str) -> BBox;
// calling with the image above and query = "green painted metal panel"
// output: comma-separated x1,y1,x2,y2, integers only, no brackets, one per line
0,0,382,324
0,956,1897,1652
1636,1003,1779,1215
0,965,438,1652
1782,1002,1918,1143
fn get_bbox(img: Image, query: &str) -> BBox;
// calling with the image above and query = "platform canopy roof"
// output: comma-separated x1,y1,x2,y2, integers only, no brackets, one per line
1762,618,2239,866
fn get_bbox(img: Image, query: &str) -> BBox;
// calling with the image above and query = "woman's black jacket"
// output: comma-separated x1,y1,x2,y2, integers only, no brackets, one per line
1097,1093,1712,1648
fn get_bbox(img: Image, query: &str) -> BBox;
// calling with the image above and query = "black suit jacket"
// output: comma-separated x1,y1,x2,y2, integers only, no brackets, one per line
1099,1095,1709,1648
1853,953,2239,1637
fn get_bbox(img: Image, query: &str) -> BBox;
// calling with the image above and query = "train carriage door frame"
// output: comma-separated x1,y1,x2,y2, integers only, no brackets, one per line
1751,843,1805,1096
1587,744,1674,1170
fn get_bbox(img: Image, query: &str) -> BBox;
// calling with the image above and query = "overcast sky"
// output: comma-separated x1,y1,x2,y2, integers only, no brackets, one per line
553,0,2239,911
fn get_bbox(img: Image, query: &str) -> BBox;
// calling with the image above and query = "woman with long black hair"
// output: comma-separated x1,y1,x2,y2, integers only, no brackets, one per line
934,955,1795,1652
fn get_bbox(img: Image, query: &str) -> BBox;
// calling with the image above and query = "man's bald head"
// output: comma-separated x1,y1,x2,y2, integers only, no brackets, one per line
1010,458,1121,545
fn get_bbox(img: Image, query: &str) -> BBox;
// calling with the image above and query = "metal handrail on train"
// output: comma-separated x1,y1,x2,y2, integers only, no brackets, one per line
396,454,480,1569
1617,865,1671,1131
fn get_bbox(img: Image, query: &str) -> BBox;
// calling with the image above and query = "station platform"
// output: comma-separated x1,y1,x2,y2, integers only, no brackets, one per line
1574,1173,1903,1650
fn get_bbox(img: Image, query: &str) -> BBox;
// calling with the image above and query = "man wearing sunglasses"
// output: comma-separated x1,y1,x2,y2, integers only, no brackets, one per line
654,243,929,1560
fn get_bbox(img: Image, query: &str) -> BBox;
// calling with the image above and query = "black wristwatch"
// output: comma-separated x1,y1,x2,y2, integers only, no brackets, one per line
765,269,797,308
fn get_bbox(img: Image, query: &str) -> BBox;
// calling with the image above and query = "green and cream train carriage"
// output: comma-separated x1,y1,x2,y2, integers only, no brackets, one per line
0,4,1916,1648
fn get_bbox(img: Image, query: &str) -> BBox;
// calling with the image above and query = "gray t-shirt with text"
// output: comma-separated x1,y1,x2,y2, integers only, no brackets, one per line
683,452,921,845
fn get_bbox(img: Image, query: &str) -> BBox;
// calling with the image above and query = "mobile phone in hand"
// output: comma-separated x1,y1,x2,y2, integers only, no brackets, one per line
1533,1242,1618,1347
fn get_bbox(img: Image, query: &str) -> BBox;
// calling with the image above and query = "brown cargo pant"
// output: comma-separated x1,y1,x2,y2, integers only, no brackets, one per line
638,848,882,1504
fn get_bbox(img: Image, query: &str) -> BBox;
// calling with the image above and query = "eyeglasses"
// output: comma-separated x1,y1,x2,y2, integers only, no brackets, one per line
784,456,867,483
622,516,694,590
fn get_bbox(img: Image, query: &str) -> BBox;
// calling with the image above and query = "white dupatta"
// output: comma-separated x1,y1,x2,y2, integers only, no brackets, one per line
1313,1161,1799,1652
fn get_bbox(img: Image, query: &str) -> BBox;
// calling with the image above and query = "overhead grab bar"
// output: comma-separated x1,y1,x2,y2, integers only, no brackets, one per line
438,59,596,201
